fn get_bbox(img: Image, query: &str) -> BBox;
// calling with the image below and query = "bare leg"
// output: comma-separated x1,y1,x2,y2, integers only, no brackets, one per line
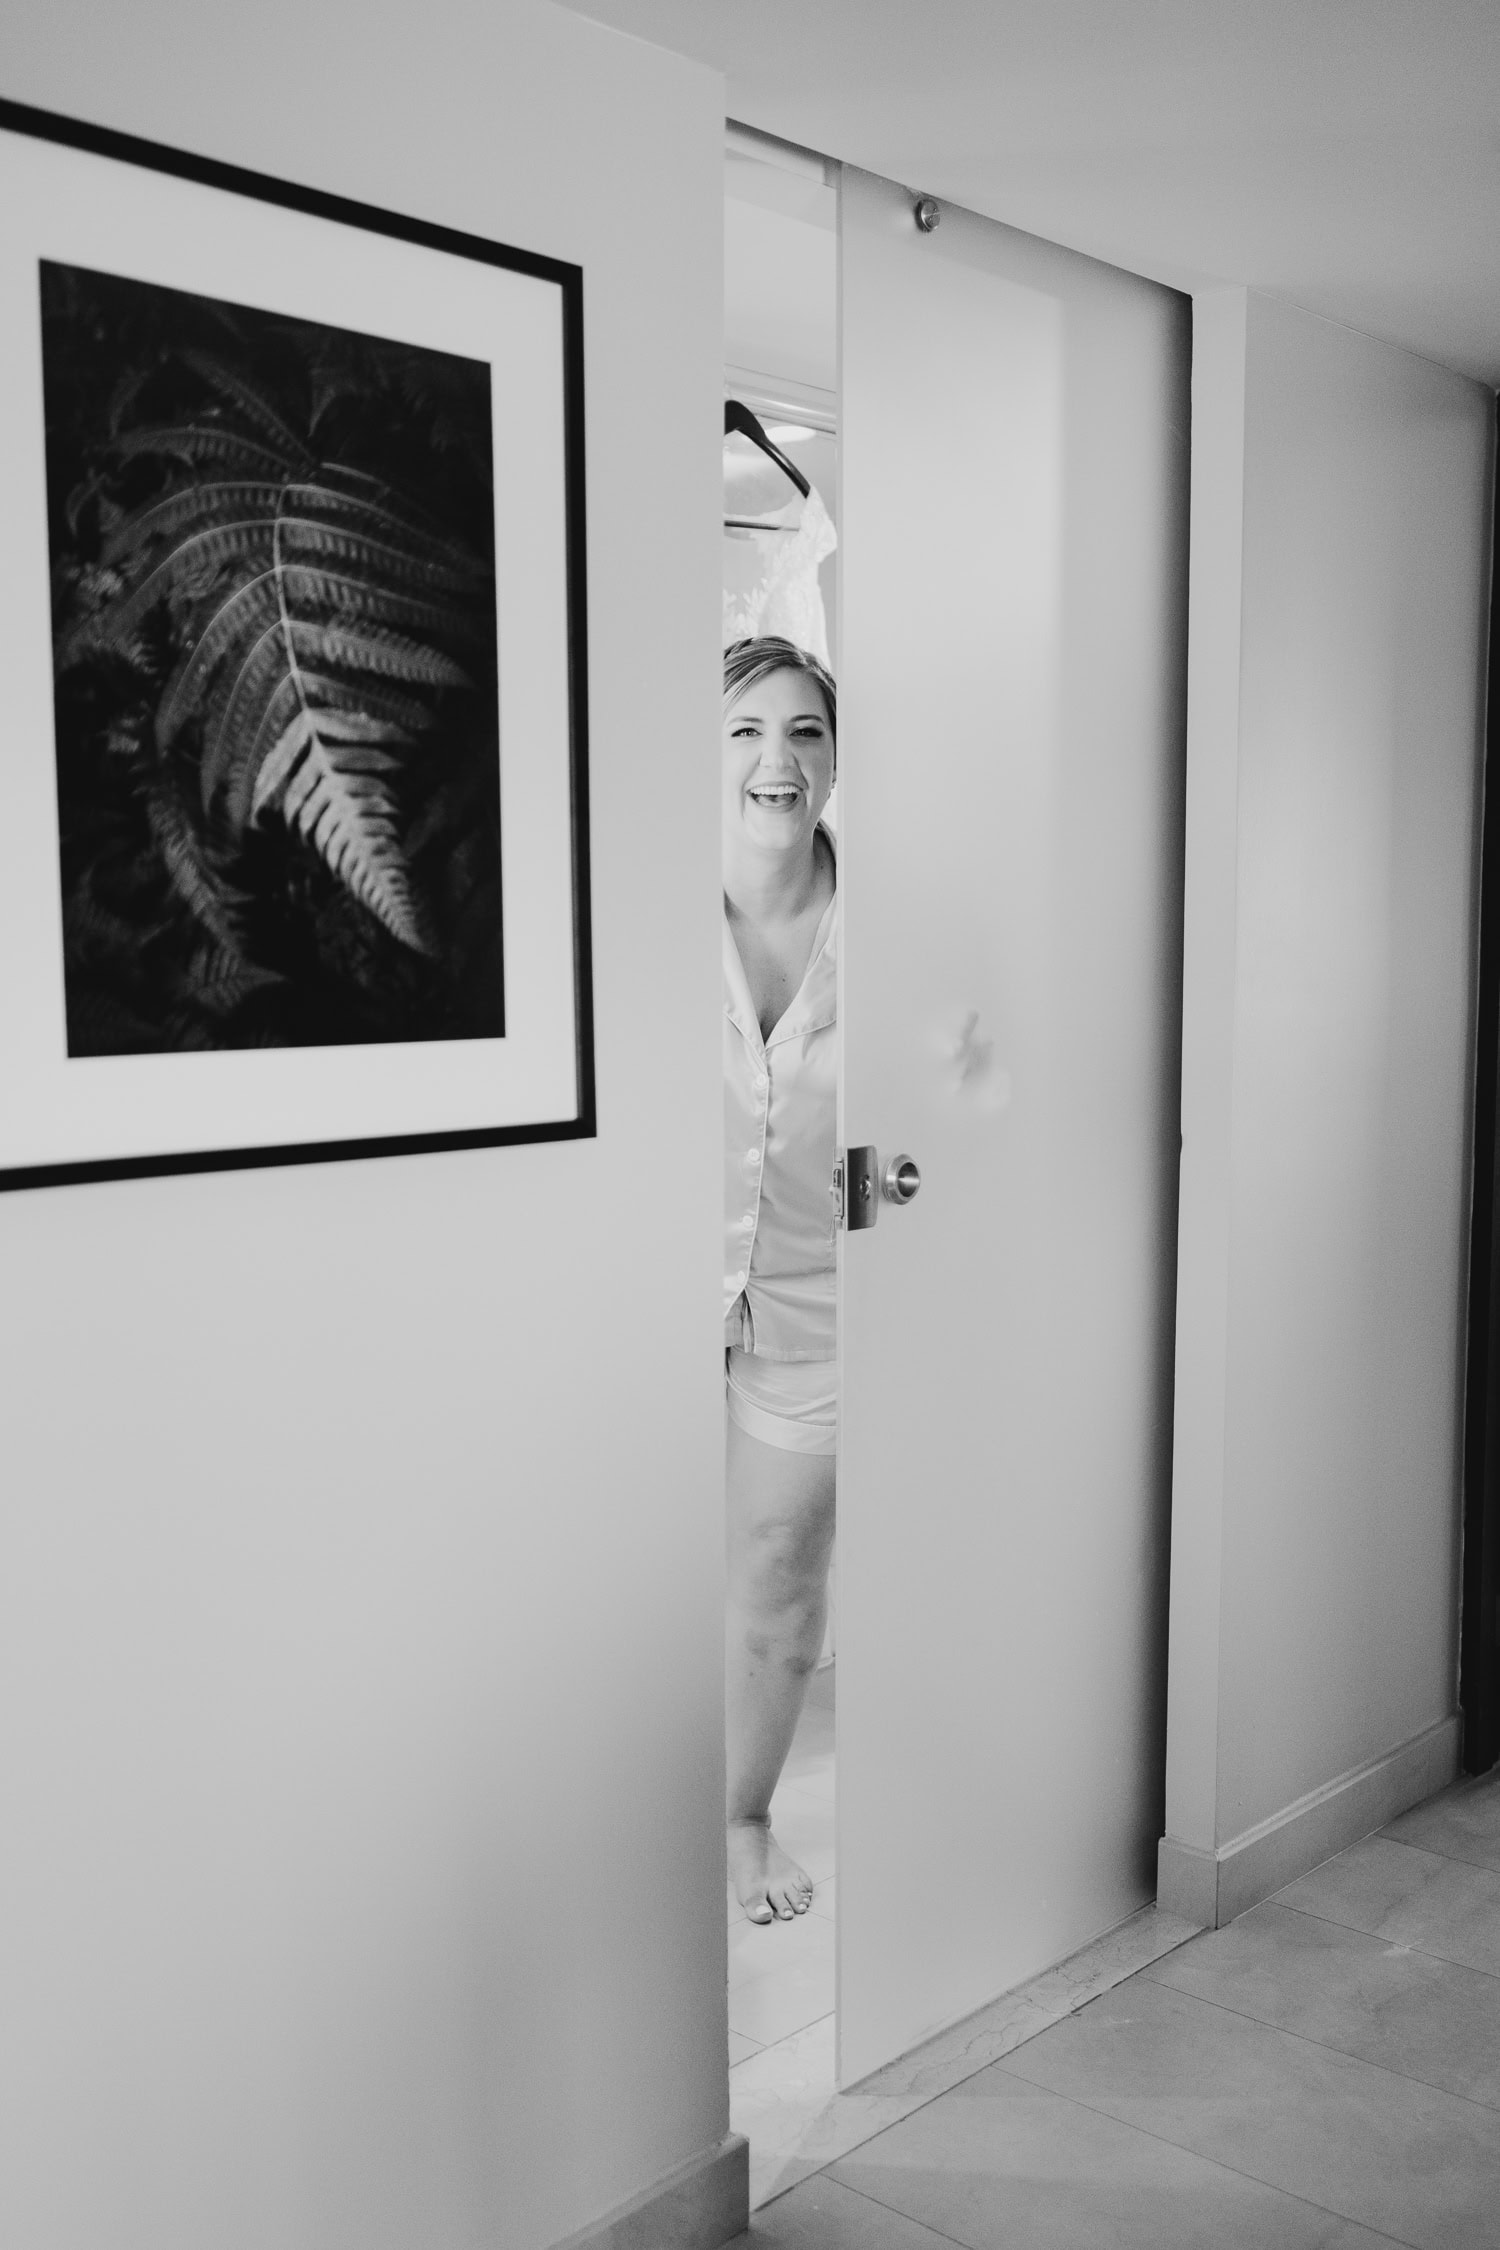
725,1417,836,1923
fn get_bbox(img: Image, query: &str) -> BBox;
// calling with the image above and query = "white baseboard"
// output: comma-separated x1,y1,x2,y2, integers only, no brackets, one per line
1157,1712,1462,1928
549,2134,748,2250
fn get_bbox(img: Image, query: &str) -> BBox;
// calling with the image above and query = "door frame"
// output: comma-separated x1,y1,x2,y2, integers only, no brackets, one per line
1460,396,1500,1778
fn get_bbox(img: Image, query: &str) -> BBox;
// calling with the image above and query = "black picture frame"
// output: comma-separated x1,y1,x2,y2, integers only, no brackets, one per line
0,96,594,1192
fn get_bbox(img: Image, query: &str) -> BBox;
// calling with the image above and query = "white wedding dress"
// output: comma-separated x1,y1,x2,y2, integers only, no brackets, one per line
723,484,837,666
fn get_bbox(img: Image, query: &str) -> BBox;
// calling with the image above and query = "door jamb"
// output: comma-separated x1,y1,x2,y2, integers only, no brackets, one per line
1460,396,1500,1777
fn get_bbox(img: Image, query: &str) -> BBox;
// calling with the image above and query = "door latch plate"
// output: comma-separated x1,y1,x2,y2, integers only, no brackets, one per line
844,1144,879,1230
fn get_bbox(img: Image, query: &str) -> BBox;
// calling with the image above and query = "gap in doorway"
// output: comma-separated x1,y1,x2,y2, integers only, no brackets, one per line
723,119,841,2176
727,1662,836,2153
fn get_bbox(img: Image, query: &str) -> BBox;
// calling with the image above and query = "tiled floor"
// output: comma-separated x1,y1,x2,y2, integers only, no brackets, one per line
731,1760,1500,2248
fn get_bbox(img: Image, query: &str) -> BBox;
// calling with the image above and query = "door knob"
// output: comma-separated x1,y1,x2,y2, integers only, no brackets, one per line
838,1146,921,1230
881,1154,921,1205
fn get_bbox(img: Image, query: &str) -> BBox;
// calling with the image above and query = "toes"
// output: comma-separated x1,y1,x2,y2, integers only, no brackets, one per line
736,1874,775,1923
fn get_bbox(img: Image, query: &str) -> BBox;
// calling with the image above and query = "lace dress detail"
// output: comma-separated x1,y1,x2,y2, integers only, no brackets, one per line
723,485,837,665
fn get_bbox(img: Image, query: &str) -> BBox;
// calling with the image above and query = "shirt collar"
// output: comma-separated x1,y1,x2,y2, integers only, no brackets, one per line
723,826,838,1048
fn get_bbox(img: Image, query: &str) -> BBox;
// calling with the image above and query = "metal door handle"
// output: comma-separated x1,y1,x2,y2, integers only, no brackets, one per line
838,1146,921,1229
882,1153,921,1205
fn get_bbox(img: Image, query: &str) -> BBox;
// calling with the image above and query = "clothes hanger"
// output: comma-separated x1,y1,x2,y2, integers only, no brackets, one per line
724,398,810,529
725,399,811,499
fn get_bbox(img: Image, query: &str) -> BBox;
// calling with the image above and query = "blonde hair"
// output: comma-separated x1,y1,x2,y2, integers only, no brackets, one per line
723,637,836,742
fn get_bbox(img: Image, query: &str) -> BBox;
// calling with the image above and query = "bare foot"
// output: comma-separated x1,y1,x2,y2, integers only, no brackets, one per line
728,1816,814,1923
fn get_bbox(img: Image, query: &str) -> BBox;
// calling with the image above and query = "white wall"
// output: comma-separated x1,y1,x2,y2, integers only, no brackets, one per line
0,9,728,2248
1162,287,1492,1924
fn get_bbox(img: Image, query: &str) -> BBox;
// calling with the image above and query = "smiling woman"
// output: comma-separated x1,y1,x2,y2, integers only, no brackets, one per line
720,634,841,1924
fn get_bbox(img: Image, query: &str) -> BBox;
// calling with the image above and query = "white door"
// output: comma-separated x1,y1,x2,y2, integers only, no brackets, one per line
836,166,1189,2084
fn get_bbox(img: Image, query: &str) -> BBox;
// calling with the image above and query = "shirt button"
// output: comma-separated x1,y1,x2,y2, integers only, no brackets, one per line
746,1149,761,1168
734,1272,746,1289
753,1074,768,1095
741,1215,754,1232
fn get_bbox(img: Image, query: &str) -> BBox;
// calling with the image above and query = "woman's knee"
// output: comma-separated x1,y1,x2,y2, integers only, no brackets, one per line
732,1532,829,1634
733,1584,827,1669
738,1507,830,1593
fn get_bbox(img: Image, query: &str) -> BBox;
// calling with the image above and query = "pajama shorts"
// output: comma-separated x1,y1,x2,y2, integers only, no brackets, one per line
725,1346,837,1456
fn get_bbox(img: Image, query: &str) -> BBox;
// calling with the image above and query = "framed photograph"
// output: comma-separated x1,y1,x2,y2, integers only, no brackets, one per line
0,99,593,1190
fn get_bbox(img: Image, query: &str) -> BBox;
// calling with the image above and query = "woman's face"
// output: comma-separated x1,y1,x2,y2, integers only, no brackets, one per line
722,667,835,859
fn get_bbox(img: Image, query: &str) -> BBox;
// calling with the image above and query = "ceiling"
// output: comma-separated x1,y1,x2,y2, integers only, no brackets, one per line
560,0,1500,386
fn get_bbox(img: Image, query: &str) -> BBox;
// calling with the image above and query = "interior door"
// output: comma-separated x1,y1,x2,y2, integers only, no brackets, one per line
836,166,1190,2084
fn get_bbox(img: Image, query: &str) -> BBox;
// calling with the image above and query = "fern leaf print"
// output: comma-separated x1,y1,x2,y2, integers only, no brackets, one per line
41,261,504,1055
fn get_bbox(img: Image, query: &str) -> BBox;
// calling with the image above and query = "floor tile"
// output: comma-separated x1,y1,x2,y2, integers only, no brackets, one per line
729,2029,763,2066
857,1907,1195,2104
779,1761,835,1810
1382,1768,1500,1872
729,1905,1202,2214
776,1758,835,1811
730,2014,928,2210
729,1897,836,1995
730,1940,838,2048
831,2068,1397,2250
727,1767,1500,2244
996,1973,1500,2249
779,1745,834,1794
1275,1835,1500,1976
1147,1898,1500,2107
731,2172,962,2248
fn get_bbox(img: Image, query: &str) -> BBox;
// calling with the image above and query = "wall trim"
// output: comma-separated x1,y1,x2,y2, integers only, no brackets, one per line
549,2134,748,2250
1157,1713,1462,1927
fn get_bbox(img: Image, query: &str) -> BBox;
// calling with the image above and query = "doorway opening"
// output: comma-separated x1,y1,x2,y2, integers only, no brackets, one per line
723,123,1189,2198
721,122,843,2190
